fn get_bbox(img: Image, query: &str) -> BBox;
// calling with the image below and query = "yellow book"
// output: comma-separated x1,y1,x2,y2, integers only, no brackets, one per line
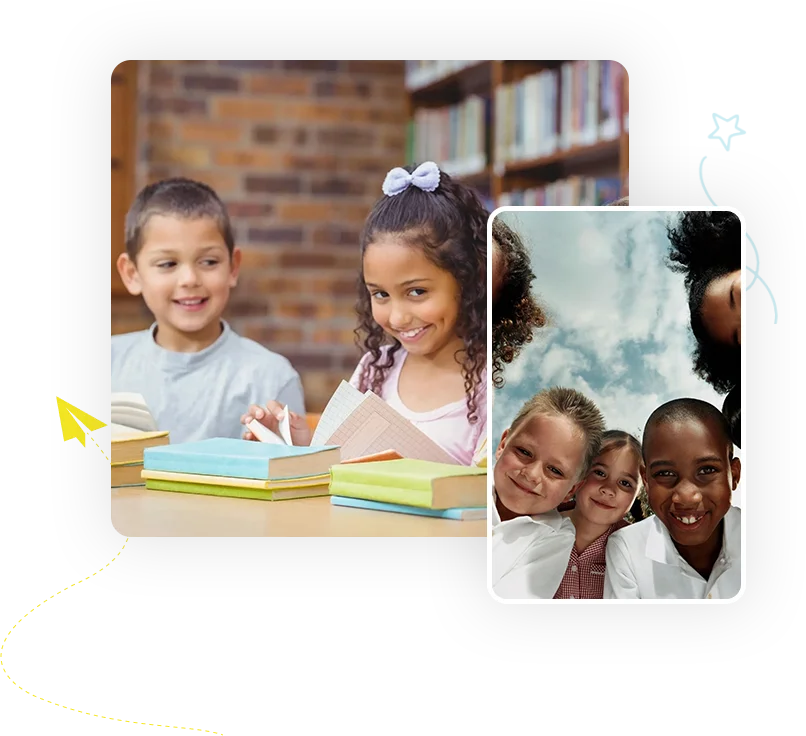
141,469,329,490
329,459,486,509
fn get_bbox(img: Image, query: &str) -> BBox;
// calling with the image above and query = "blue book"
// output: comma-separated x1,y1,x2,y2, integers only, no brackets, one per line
143,438,340,480
331,496,486,521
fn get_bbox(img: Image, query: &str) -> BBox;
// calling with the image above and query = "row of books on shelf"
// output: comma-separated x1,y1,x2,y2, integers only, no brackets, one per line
111,384,488,521
405,61,627,174
404,60,479,91
495,60,626,164
407,95,489,178
498,176,622,207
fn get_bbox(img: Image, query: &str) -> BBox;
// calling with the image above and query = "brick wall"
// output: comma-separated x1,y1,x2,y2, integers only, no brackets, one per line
111,60,408,412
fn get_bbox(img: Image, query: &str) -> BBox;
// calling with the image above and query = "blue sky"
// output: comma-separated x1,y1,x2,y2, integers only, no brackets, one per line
493,210,742,498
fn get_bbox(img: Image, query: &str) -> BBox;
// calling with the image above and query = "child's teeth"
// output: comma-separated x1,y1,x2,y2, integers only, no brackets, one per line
676,515,699,525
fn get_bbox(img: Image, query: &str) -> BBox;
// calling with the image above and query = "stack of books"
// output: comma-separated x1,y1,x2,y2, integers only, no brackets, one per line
111,392,169,487
329,459,487,521
141,438,340,501
499,176,621,206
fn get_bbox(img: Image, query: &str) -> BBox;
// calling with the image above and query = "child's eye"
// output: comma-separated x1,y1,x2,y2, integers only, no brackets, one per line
619,479,633,489
515,446,532,458
370,291,389,301
548,466,563,477
698,466,718,475
156,261,176,269
593,469,606,478
408,288,427,297
654,470,675,478
200,259,220,267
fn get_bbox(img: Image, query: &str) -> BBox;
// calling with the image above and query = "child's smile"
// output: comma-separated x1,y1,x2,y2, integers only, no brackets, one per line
395,324,431,344
644,417,739,550
125,214,240,351
574,445,639,526
173,296,210,311
494,412,586,519
362,238,462,360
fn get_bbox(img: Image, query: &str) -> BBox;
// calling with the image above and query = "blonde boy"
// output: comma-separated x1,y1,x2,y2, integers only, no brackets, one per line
492,387,605,599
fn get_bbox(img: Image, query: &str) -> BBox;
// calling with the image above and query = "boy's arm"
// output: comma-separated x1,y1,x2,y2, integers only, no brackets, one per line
604,535,640,599
275,374,306,417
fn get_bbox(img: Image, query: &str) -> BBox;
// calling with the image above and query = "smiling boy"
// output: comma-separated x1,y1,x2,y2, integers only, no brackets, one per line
604,398,742,599
492,387,605,599
112,178,305,443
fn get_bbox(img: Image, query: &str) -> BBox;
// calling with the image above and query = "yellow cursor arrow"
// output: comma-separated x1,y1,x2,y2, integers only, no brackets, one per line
56,397,107,446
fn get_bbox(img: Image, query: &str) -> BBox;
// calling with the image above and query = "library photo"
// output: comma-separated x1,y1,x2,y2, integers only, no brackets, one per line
490,209,742,600
110,60,528,538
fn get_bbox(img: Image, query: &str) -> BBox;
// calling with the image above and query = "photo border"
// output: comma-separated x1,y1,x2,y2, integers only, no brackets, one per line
486,205,747,604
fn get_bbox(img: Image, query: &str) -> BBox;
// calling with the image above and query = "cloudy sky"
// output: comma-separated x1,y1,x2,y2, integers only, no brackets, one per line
492,209,742,500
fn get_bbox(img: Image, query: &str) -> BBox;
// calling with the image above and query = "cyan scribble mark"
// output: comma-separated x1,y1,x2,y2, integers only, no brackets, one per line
705,112,800,151
698,156,777,323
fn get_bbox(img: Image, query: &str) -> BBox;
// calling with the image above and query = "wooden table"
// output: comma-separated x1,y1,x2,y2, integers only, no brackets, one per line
112,487,486,537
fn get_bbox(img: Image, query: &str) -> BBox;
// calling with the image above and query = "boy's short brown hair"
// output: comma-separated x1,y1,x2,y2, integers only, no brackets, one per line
124,177,235,261
510,387,605,480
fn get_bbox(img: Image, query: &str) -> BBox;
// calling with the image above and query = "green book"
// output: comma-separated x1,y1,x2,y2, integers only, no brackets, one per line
329,459,486,509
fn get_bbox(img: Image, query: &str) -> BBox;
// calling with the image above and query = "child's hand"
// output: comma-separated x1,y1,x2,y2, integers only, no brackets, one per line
241,401,313,446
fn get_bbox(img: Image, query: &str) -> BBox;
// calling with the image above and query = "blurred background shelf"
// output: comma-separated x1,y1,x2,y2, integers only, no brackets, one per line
404,60,629,209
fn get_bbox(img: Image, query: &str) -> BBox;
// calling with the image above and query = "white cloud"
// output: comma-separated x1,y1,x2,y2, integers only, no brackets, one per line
494,210,731,469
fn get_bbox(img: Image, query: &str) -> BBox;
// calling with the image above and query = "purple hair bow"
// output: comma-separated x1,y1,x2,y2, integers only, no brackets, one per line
381,161,441,197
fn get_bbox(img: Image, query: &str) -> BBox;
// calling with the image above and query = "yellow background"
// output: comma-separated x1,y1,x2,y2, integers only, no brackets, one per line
0,2,806,736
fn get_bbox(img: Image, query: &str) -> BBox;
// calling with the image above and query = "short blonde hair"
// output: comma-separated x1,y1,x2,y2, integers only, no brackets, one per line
510,387,605,480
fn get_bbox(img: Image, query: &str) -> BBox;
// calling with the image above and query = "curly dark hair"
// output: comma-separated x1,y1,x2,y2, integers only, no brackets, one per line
491,218,546,388
666,211,741,393
354,166,488,423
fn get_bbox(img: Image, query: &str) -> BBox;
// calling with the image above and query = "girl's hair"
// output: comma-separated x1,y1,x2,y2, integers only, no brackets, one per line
354,165,488,422
666,211,740,393
510,387,605,481
608,196,629,206
722,382,741,449
491,218,546,388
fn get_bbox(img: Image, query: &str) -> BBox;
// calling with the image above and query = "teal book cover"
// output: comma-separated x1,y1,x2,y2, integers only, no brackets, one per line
143,438,337,480
330,496,486,521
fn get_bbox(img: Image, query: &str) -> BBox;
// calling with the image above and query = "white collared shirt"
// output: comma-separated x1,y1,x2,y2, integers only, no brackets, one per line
491,491,576,599
604,506,741,600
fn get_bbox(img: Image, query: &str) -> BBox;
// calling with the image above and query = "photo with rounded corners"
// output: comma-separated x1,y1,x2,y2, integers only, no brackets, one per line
487,206,745,602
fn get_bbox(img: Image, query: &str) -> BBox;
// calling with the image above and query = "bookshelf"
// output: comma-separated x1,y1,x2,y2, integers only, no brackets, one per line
404,60,629,209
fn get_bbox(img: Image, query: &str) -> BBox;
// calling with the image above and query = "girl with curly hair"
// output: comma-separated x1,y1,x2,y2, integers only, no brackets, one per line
244,162,487,466
666,211,741,394
491,217,546,388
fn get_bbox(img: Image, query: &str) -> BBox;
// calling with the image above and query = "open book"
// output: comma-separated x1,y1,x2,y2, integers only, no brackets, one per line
248,382,458,464
312,381,458,465
112,392,159,435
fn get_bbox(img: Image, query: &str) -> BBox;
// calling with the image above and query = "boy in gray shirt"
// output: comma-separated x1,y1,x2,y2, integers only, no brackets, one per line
112,178,305,443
